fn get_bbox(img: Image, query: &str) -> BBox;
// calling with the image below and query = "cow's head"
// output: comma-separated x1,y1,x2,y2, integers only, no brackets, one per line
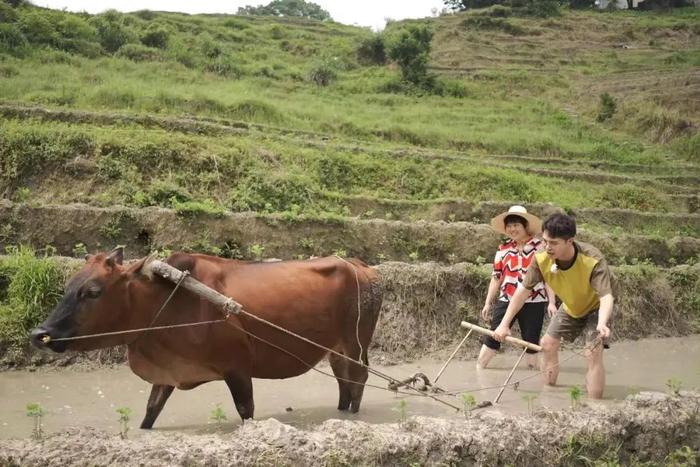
30,247,150,352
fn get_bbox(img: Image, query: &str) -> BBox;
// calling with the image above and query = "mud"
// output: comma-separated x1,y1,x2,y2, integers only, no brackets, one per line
1,391,698,466
1,200,698,266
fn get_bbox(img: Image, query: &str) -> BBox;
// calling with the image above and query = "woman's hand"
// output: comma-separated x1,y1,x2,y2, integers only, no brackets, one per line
481,304,492,322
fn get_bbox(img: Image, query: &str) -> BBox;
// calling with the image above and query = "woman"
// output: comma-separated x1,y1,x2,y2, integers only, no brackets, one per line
477,205,557,370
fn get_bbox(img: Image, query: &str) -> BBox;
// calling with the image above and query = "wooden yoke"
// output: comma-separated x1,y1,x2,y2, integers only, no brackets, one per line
150,260,243,317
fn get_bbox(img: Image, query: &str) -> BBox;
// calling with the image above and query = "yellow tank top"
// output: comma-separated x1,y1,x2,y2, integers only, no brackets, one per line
535,248,600,318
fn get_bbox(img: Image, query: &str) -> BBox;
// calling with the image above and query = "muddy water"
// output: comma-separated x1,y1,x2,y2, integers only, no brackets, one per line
1,335,699,439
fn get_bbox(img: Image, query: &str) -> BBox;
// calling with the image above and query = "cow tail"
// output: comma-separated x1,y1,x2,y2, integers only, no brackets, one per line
338,257,383,366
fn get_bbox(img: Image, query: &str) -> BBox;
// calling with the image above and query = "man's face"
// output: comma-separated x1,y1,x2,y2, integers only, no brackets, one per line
542,231,573,260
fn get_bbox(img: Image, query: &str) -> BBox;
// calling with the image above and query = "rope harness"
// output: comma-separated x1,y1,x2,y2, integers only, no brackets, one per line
40,259,602,414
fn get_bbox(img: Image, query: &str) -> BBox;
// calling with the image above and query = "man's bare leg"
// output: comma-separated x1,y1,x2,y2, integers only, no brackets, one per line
526,352,538,370
540,334,561,385
476,345,497,369
585,344,605,399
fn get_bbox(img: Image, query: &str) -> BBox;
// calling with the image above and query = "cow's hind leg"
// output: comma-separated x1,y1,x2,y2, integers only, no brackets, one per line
329,352,352,411
224,371,255,421
348,357,369,413
140,384,174,429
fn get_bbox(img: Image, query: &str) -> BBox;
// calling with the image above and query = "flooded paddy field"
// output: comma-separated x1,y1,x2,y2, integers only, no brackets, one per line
1,336,699,466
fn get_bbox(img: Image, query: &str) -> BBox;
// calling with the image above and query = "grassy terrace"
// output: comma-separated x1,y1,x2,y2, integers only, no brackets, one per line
0,3,699,362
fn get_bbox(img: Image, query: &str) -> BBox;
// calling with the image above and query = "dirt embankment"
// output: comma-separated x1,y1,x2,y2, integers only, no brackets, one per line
1,201,699,266
1,392,698,466
3,259,698,369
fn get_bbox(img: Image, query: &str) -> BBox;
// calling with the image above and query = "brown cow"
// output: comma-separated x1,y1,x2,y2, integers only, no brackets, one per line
31,247,382,429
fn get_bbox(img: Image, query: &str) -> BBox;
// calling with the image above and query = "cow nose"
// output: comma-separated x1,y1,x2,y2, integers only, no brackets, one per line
30,327,51,349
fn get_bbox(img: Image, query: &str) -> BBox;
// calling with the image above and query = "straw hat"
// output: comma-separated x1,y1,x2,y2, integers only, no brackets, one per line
490,205,542,236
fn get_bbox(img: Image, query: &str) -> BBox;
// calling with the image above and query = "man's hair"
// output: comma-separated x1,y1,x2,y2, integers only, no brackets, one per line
543,213,576,239
504,214,528,229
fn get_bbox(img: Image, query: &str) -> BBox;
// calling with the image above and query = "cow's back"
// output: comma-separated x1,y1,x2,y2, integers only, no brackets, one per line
163,254,381,379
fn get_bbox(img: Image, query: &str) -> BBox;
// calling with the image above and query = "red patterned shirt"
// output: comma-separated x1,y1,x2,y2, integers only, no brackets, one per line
492,237,547,303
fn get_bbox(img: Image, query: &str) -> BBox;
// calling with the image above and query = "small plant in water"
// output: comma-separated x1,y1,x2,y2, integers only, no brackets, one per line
393,399,408,425
116,407,131,439
249,243,265,261
568,385,582,410
666,378,682,396
210,403,227,423
460,393,476,418
26,402,45,440
522,394,538,415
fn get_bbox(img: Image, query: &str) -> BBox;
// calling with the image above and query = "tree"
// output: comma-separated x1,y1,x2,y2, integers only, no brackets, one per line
387,24,433,86
443,0,506,10
237,0,332,21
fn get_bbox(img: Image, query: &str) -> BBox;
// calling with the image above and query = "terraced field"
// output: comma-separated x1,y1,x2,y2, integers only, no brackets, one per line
0,3,698,364
0,4,699,465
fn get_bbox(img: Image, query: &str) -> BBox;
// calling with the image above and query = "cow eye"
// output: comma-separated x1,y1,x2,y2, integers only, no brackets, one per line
84,287,102,299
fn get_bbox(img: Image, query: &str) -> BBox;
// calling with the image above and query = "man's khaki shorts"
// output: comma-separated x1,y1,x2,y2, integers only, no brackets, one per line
545,306,611,348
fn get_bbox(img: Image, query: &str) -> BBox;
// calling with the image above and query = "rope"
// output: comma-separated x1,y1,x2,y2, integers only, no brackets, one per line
333,255,364,364
42,261,602,414
225,317,462,411
45,319,229,342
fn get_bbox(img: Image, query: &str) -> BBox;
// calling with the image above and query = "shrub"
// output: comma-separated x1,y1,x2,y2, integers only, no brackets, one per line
521,0,560,17
308,59,338,86
0,2,19,23
0,23,26,49
117,43,161,61
0,246,64,351
462,17,526,35
597,92,617,122
387,24,433,85
229,172,318,213
18,10,57,46
172,199,225,218
228,99,283,123
140,24,168,49
357,33,386,65
90,10,133,53
204,58,243,79
475,4,512,16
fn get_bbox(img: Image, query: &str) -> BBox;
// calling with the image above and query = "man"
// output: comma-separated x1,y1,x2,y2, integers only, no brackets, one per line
493,213,614,398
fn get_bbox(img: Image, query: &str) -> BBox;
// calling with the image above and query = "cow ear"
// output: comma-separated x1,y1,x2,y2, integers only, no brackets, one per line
85,254,94,262
106,246,124,267
128,255,155,280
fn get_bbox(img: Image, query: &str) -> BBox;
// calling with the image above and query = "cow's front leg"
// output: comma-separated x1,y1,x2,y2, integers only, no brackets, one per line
224,371,254,421
140,384,175,429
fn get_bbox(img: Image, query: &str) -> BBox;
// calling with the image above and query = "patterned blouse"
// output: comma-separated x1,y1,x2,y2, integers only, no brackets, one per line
492,237,547,303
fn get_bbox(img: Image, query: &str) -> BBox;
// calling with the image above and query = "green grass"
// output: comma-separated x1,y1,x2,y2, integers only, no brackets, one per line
0,4,697,233
0,246,65,353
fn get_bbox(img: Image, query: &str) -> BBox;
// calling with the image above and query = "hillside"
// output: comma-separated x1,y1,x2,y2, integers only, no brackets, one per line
0,3,699,362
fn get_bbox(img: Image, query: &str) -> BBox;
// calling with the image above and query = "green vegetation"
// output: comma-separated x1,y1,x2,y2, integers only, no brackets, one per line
0,246,64,355
568,385,583,410
26,402,45,440
116,407,131,439
460,393,477,417
0,2,698,366
210,403,227,423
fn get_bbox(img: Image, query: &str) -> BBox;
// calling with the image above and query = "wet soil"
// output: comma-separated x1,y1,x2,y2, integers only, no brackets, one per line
1,336,699,465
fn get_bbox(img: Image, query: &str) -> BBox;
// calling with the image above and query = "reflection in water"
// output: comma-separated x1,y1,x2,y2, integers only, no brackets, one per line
1,335,699,439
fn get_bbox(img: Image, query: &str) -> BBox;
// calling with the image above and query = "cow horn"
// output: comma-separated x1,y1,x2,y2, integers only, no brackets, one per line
106,246,124,266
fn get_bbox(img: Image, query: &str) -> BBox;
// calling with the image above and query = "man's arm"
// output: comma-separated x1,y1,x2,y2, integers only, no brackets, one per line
493,284,529,342
596,293,614,338
545,284,557,317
